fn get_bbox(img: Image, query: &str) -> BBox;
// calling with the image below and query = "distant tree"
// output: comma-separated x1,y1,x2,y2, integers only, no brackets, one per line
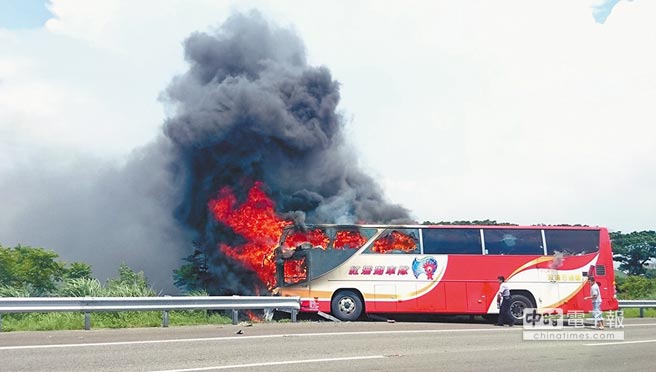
12,245,66,296
174,247,211,292
64,262,93,280
0,245,18,286
611,231,656,276
616,275,656,299
0,244,95,296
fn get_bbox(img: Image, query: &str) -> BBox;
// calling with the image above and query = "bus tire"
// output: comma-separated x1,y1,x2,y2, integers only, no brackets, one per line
331,290,363,321
509,294,533,324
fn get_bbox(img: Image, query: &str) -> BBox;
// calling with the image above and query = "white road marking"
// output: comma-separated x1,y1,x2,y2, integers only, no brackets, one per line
584,339,656,346
0,327,505,350
1,321,652,351
622,323,656,327
147,355,386,372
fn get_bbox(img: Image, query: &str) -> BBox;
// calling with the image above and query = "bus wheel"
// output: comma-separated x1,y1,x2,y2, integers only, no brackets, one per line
509,294,533,324
331,290,363,321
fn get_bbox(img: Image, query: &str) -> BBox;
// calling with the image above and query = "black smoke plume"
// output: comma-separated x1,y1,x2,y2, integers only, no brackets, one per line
161,11,410,294
0,11,410,294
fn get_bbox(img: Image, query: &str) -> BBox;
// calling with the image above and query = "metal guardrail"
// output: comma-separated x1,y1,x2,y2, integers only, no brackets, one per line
0,297,650,331
618,299,656,318
0,296,300,331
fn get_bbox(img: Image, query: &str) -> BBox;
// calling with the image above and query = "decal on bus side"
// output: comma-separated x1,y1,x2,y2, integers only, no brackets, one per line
348,265,410,276
412,256,438,280
346,256,439,280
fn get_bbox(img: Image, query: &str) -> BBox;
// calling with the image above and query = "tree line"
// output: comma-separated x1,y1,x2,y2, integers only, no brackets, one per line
0,244,155,297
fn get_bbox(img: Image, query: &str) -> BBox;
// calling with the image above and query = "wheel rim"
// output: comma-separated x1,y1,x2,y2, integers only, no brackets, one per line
338,296,356,315
510,301,526,319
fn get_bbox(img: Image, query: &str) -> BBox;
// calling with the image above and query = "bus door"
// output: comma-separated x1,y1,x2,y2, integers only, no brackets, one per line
278,249,311,295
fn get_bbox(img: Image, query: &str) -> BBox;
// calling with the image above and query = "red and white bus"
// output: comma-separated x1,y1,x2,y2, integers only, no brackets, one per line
274,224,619,322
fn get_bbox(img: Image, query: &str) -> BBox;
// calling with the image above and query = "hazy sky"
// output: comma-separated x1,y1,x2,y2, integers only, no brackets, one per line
1,0,654,285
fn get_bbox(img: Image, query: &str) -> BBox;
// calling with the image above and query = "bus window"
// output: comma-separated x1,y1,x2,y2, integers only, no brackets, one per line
422,228,482,254
366,229,419,254
545,230,599,256
484,229,543,255
332,229,373,250
283,228,329,250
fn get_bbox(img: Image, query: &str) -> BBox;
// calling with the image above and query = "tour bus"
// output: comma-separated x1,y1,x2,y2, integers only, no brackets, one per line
274,224,618,322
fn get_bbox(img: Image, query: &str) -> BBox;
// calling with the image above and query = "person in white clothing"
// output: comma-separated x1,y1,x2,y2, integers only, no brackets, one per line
496,276,513,326
584,276,605,329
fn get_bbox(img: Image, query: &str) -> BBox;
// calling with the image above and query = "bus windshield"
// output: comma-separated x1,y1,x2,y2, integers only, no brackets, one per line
276,225,378,286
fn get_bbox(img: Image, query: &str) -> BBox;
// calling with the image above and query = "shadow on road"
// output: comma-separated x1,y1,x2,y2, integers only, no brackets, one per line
276,311,495,324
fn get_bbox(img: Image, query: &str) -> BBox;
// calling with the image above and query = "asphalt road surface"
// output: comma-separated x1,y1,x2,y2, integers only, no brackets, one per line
1,318,654,371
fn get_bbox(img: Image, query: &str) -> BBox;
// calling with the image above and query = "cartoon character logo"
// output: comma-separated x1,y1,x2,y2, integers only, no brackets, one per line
412,257,438,280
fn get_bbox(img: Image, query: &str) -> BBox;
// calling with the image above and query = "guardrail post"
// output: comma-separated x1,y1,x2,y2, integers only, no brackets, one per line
291,309,297,323
162,310,169,327
0,313,3,332
84,312,91,330
232,309,238,325
640,308,644,318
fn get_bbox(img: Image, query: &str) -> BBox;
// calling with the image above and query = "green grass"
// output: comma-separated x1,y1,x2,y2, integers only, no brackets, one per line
0,311,232,332
619,308,656,318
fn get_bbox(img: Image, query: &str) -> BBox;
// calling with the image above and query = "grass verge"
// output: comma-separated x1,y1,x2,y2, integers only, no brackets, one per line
0,310,232,332
620,308,656,318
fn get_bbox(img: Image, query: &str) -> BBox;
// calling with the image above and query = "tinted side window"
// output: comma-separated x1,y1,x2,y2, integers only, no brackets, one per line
422,228,482,254
484,229,543,255
545,230,599,255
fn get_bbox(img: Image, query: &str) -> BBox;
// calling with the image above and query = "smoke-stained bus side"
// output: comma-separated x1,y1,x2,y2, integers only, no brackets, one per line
274,225,618,322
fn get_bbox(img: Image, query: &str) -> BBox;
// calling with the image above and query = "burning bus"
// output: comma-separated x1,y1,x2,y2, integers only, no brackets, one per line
274,224,618,322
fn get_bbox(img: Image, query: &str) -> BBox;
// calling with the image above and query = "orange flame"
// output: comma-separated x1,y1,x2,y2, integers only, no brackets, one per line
283,257,308,285
372,230,416,253
283,229,329,250
334,230,367,250
246,310,262,322
208,181,289,289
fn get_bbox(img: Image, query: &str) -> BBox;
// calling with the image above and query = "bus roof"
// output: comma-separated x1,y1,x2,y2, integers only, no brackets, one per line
285,224,604,230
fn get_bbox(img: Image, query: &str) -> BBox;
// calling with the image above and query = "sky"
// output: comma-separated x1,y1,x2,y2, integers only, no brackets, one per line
1,0,654,289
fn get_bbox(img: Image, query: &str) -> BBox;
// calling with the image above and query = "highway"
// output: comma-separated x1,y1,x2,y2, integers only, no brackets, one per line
0,318,654,371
